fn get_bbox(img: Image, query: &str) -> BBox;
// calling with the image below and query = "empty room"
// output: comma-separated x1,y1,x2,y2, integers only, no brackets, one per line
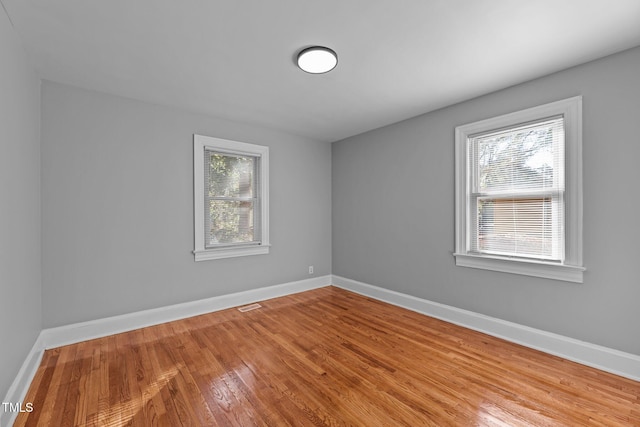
2,0,640,426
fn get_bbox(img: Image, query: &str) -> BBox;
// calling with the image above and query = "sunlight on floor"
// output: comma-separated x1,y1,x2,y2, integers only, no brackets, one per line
476,401,535,427
104,365,180,426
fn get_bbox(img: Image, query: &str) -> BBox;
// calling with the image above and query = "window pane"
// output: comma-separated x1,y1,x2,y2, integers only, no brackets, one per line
473,118,563,193
476,197,561,259
203,150,260,248
207,200,255,246
207,153,255,198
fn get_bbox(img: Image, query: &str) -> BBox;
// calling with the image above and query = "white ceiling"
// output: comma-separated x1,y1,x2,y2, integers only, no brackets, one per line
3,0,640,142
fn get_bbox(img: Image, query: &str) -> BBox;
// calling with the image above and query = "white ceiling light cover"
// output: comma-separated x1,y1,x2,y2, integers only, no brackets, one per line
297,46,338,74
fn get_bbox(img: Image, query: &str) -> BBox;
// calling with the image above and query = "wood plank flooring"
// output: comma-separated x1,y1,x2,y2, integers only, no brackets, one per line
15,286,640,426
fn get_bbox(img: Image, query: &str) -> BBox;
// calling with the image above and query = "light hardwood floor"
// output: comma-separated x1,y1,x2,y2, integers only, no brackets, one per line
15,286,640,426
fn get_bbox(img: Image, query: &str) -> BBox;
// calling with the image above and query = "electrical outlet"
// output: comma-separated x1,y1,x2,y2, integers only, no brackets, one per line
308,265,314,275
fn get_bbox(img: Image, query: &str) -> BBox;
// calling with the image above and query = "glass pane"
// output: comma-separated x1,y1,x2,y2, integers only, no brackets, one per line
207,153,255,198
473,118,563,193
207,200,255,246
477,197,559,259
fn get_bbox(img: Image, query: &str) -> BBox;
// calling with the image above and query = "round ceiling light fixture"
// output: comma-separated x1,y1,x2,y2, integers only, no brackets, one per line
297,46,338,74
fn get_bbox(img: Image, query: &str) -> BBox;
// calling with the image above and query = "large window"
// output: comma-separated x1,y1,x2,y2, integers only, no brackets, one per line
194,135,269,261
454,97,584,282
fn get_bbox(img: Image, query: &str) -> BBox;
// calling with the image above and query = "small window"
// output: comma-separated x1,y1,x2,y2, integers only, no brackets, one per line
194,135,269,261
454,97,584,282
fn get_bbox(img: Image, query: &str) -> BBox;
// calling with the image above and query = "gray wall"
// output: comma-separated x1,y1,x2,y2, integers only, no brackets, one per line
332,46,640,355
0,11,42,400
41,81,332,328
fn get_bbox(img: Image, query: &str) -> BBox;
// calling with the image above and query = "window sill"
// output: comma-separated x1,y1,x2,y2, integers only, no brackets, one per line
194,245,270,261
453,253,584,283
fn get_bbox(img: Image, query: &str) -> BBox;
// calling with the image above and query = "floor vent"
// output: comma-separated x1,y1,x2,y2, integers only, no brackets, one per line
237,303,262,312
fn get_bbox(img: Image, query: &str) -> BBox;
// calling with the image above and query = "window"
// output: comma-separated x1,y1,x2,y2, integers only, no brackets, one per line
193,134,269,261
454,97,584,282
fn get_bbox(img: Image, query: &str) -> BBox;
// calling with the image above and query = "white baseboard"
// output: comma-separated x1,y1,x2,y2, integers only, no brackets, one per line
1,336,45,427
40,275,332,350
332,274,640,382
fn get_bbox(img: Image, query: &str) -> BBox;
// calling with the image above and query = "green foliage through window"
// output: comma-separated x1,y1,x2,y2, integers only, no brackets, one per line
205,152,258,246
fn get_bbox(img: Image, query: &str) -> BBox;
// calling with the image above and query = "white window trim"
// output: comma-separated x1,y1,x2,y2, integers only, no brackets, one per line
193,134,270,261
454,97,584,282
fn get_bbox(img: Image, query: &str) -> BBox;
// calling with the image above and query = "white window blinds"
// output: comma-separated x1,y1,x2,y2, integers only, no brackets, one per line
467,117,565,261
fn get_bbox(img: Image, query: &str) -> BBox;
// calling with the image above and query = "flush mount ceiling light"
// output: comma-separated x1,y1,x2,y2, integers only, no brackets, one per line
297,46,338,74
